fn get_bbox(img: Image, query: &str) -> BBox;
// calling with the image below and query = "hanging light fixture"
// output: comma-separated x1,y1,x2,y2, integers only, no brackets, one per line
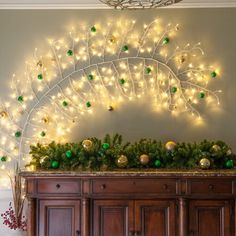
99,0,183,9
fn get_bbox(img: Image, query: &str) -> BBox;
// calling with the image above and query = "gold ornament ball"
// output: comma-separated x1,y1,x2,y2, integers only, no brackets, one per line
179,55,186,64
109,35,117,44
30,164,37,171
227,149,232,156
108,106,114,111
42,116,50,124
116,155,128,168
37,60,43,68
0,111,8,119
100,164,108,171
139,154,150,165
199,158,211,170
165,141,177,151
212,144,221,153
82,139,93,151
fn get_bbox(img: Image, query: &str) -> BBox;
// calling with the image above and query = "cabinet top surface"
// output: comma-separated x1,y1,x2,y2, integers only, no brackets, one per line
20,169,236,178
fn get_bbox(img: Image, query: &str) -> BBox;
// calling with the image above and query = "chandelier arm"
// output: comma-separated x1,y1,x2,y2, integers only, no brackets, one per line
99,0,180,9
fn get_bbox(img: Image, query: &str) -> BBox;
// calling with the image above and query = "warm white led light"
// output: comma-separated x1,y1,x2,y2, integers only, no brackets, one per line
0,18,221,185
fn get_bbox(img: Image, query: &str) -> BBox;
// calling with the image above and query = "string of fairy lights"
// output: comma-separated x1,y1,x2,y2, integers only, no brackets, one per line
0,18,221,186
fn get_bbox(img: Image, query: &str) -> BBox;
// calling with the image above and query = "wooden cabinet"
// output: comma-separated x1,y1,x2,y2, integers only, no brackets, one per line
21,172,236,236
134,200,176,236
39,200,81,236
93,199,176,236
189,200,232,236
93,200,133,236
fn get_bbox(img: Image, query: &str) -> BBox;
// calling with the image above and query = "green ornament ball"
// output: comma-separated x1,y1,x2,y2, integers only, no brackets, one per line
65,150,72,158
198,92,205,99
122,45,129,52
86,101,91,108
37,74,43,80
17,96,24,103
154,159,161,168
171,87,177,93
225,160,234,169
1,156,7,162
91,26,97,33
62,101,68,107
145,67,152,74
87,74,94,81
211,71,217,78
119,79,125,85
51,160,59,169
67,49,73,56
15,131,22,138
102,143,110,150
40,131,46,137
163,37,170,45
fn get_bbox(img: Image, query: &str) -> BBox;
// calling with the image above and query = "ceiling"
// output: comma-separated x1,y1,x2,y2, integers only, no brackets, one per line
0,0,235,9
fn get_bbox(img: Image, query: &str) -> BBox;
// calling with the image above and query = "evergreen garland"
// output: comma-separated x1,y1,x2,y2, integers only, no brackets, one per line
26,134,236,171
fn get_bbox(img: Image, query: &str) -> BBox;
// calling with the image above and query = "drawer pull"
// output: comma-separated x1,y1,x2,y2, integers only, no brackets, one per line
208,184,214,190
100,184,106,190
56,184,61,189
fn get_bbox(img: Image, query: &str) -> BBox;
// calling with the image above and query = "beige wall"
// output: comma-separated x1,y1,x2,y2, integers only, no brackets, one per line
0,8,235,234
0,9,236,147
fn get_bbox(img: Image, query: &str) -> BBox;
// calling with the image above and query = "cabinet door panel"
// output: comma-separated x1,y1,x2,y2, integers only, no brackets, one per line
189,200,231,236
93,200,134,236
135,200,176,236
39,200,80,236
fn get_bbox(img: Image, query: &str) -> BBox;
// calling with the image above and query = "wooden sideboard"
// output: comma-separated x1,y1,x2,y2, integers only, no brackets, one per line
21,170,236,236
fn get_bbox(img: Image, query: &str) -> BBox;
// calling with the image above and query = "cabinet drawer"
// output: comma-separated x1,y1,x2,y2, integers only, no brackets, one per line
188,180,233,195
92,178,177,195
37,179,81,194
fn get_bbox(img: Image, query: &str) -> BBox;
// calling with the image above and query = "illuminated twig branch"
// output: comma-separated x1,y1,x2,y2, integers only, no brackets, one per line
0,19,221,180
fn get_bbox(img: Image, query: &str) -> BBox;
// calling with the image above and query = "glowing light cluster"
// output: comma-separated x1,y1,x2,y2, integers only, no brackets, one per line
0,18,221,183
